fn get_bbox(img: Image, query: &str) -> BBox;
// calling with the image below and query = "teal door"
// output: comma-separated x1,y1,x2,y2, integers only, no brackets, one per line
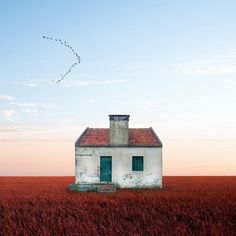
100,156,112,182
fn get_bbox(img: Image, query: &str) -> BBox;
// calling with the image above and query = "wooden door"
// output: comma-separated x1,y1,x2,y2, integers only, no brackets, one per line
100,156,112,182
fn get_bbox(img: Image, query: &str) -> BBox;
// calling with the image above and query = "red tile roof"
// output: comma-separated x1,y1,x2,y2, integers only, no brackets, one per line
76,127,162,147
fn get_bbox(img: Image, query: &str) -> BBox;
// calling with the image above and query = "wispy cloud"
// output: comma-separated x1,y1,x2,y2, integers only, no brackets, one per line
23,74,53,87
88,99,95,103
227,79,236,86
174,61,236,76
3,110,16,119
20,109,39,115
0,127,19,133
0,119,84,142
7,101,54,117
142,96,209,109
10,102,54,109
0,94,15,101
160,56,236,76
62,79,125,87
10,102,38,108
28,83,38,87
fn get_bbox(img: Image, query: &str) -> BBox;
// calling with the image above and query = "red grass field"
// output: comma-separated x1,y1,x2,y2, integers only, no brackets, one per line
0,177,236,235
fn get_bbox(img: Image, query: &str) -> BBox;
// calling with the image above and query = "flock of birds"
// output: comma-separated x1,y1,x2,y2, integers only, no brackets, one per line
42,35,81,83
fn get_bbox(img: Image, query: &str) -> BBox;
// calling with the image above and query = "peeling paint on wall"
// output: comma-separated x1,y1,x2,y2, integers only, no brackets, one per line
123,172,154,186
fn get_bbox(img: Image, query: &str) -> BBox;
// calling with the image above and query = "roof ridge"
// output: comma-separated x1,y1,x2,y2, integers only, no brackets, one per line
87,127,151,130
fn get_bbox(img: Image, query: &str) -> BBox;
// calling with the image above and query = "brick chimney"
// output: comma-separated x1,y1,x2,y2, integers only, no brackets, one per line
109,115,130,146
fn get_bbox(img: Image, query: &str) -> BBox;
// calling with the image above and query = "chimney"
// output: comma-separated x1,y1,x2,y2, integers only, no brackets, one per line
109,114,130,146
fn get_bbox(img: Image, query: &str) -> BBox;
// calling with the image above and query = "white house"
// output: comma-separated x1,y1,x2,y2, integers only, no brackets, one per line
70,115,162,191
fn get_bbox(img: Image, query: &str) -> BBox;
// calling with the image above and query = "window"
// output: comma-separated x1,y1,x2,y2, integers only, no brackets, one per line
132,156,144,171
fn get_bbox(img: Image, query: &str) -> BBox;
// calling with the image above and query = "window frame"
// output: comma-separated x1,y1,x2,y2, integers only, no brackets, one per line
132,156,144,171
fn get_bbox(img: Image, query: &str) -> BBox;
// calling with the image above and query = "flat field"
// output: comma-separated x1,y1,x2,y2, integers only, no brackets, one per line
0,177,236,235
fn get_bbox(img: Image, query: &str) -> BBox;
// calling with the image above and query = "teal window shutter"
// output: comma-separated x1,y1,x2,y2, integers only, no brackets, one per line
132,156,144,171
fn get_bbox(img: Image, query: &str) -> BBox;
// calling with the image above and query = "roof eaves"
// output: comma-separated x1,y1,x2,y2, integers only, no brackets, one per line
79,144,108,147
78,144,160,147
75,127,89,146
150,127,163,147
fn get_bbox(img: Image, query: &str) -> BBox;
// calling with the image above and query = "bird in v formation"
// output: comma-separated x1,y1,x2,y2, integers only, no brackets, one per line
42,35,81,83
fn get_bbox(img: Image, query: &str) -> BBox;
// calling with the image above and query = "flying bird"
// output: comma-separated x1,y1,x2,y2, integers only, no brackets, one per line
42,35,81,83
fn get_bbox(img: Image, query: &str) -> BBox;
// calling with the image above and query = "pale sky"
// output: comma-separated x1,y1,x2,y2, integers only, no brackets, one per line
0,1,236,175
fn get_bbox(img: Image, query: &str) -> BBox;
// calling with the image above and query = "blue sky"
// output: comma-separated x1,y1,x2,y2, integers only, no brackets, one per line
1,1,236,175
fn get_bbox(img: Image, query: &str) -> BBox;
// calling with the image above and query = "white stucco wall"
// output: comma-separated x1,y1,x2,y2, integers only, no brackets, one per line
75,147,162,188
